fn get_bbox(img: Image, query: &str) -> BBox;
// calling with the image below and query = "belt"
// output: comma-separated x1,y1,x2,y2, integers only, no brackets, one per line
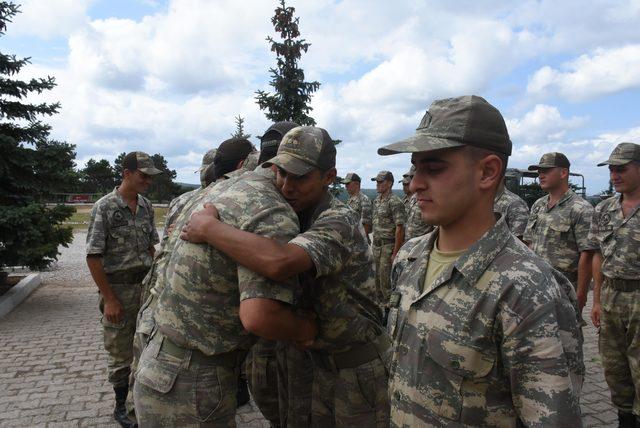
106,269,148,284
604,277,640,292
372,237,394,247
157,334,247,368
311,333,391,372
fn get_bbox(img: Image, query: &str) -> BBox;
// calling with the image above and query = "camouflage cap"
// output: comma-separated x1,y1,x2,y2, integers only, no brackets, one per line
123,151,162,175
528,152,570,170
378,95,512,156
214,138,254,163
340,172,361,184
258,121,300,145
597,142,640,167
371,170,394,182
197,149,217,172
400,176,411,185
402,165,416,178
262,126,336,176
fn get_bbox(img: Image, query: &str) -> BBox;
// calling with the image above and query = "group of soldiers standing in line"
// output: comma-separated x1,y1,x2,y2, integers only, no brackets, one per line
86,94,640,427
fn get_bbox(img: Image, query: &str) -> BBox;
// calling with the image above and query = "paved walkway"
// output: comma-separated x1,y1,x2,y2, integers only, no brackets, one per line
0,233,618,427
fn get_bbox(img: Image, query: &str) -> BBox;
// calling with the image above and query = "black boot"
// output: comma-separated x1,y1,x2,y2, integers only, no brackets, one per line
618,410,636,428
114,387,137,428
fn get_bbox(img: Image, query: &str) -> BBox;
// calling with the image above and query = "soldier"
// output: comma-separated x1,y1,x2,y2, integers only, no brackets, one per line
379,95,583,426
132,136,316,426
371,170,406,306
182,126,391,427
589,142,640,427
403,165,434,241
86,151,161,428
493,181,529,239
524,152,595,313
400,168,413,213
341,172,372,237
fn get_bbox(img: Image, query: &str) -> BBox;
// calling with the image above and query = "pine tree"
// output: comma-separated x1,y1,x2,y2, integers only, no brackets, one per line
230,115,251,139
0,2,73,278
255,0,320,126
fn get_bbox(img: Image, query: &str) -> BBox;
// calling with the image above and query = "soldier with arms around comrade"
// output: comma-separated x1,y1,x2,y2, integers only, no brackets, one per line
182,126,391,427
379,95,584,427
86,151,162,428
589,142,640,428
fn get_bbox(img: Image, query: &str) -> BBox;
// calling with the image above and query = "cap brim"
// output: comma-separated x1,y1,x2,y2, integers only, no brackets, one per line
139,167,162,175
378,133,465,155
597,159,631,167
262,153,315,176
340,179,352,184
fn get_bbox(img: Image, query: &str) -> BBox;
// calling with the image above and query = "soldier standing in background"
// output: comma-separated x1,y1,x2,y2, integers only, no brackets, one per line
493,181,529,239
403,165,433,241
379,96,583,426
341,172,373,237
371,170,406,306
524,152,595,313
86,151,161,428
400,167,413,213
589,142,640,428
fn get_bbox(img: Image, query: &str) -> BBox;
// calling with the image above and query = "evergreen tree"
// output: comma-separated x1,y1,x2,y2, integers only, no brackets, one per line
231,115,251,139
80,159,117,193
0,2,73,277
144,154,180,202
255,0,320,126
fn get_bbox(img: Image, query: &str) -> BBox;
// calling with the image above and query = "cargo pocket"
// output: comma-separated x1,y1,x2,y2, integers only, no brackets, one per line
418,329,495,421
135,339,180,394
195,366,236,423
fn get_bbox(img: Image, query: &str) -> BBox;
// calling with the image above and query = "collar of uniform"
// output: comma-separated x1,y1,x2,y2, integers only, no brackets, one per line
557,189,575,206
223,169,244,180
607,194,623,212
494,186,506,201
377,192,391,202
113,186,144,209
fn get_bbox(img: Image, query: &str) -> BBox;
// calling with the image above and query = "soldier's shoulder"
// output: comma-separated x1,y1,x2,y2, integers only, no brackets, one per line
397,231,433,262
138,193,154,208
570,194,594,212
92,192,118,212
595,195,617,211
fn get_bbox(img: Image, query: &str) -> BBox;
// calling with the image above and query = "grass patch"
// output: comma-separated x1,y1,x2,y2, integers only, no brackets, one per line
62,205,168,230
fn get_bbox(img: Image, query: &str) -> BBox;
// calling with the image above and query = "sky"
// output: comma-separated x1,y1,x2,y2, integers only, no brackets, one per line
2,0,639,192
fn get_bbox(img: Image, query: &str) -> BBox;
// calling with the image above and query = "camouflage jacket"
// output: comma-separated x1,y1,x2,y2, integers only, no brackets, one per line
346,192,373,227
86,187,159,274
152,168,300,355
291,193,385,353
404,194,433,241
162,188,202,239
493,188,529,237
372,192,406,241
402,195,411,214
524,190,595,282
588,194,640,279
387,218,583,427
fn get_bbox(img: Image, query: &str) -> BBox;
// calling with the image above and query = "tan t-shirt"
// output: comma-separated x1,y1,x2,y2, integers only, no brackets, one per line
423,239,466,292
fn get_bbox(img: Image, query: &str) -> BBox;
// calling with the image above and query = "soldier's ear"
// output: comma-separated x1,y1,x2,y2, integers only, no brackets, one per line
478,154,502,191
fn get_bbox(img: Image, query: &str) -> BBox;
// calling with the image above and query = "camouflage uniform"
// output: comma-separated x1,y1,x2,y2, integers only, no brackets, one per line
588,194,640,417
404,194,433,241
372,192,406,304
524,189,595,285
289,193,390,427
86,187,159,389
493,187,529,238
133,168,300,426
387,218,584,427
346,192,373,231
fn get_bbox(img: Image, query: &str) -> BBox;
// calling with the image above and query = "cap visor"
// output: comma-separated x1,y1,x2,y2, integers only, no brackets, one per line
527,165,540,171
340,179,352,184
597,159,631,167
262,153,315,176
139,167,162,175
378,134,465,155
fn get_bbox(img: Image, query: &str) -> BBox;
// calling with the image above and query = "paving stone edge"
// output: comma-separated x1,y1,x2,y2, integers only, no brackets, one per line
0,273,42,319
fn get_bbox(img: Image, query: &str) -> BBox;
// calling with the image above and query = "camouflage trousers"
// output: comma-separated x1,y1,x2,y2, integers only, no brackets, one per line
133,332,240,427
245,338,280,426
599,284,640,415
372,242,395,306
99,281,142,388
310,355,390,427
276,343,313,427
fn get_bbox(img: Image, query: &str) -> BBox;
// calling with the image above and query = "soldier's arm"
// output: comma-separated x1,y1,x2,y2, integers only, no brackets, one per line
391,197,407,257
239,298,316,345
576,250,593,313
393,225,404,258
591,251,604,328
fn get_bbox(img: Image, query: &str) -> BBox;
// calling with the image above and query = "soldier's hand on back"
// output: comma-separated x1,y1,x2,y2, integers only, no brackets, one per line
103,297,125,324
181,203,220,243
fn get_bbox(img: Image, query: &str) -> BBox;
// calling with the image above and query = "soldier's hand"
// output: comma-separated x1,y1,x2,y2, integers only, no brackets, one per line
181,204,220,243
591,302,601,328
576,291,587,314
103,298,124,324
167,223,175,236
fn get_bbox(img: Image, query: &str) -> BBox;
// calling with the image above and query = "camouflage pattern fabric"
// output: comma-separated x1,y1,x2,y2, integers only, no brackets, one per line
404,194,433,242
162,188,201,238
372,242,395,305
86,187,159,274
100,282,142,388
244,338,281,426
133,332,238,427
134,169,300,424
402,195,411,215
372,193,406,241
524,189,595,284
289,193,390,425
599,285,640,415
387,218,584,427
588,194,640,279
276,343,314,427
493,187,529,237
346,192,373,228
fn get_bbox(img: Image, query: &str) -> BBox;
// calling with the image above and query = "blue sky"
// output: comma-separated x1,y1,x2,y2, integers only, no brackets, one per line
1,0,639,193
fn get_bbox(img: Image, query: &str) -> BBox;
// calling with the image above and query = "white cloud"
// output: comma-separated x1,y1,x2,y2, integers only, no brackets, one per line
506,104,587,146
10,0,92,39
527,45,640,101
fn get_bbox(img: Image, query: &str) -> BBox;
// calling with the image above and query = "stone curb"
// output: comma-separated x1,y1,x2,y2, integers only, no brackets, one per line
0,273,42,319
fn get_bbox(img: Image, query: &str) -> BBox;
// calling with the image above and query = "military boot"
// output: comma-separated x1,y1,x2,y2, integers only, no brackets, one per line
114,386,137,428
618,410,637,428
